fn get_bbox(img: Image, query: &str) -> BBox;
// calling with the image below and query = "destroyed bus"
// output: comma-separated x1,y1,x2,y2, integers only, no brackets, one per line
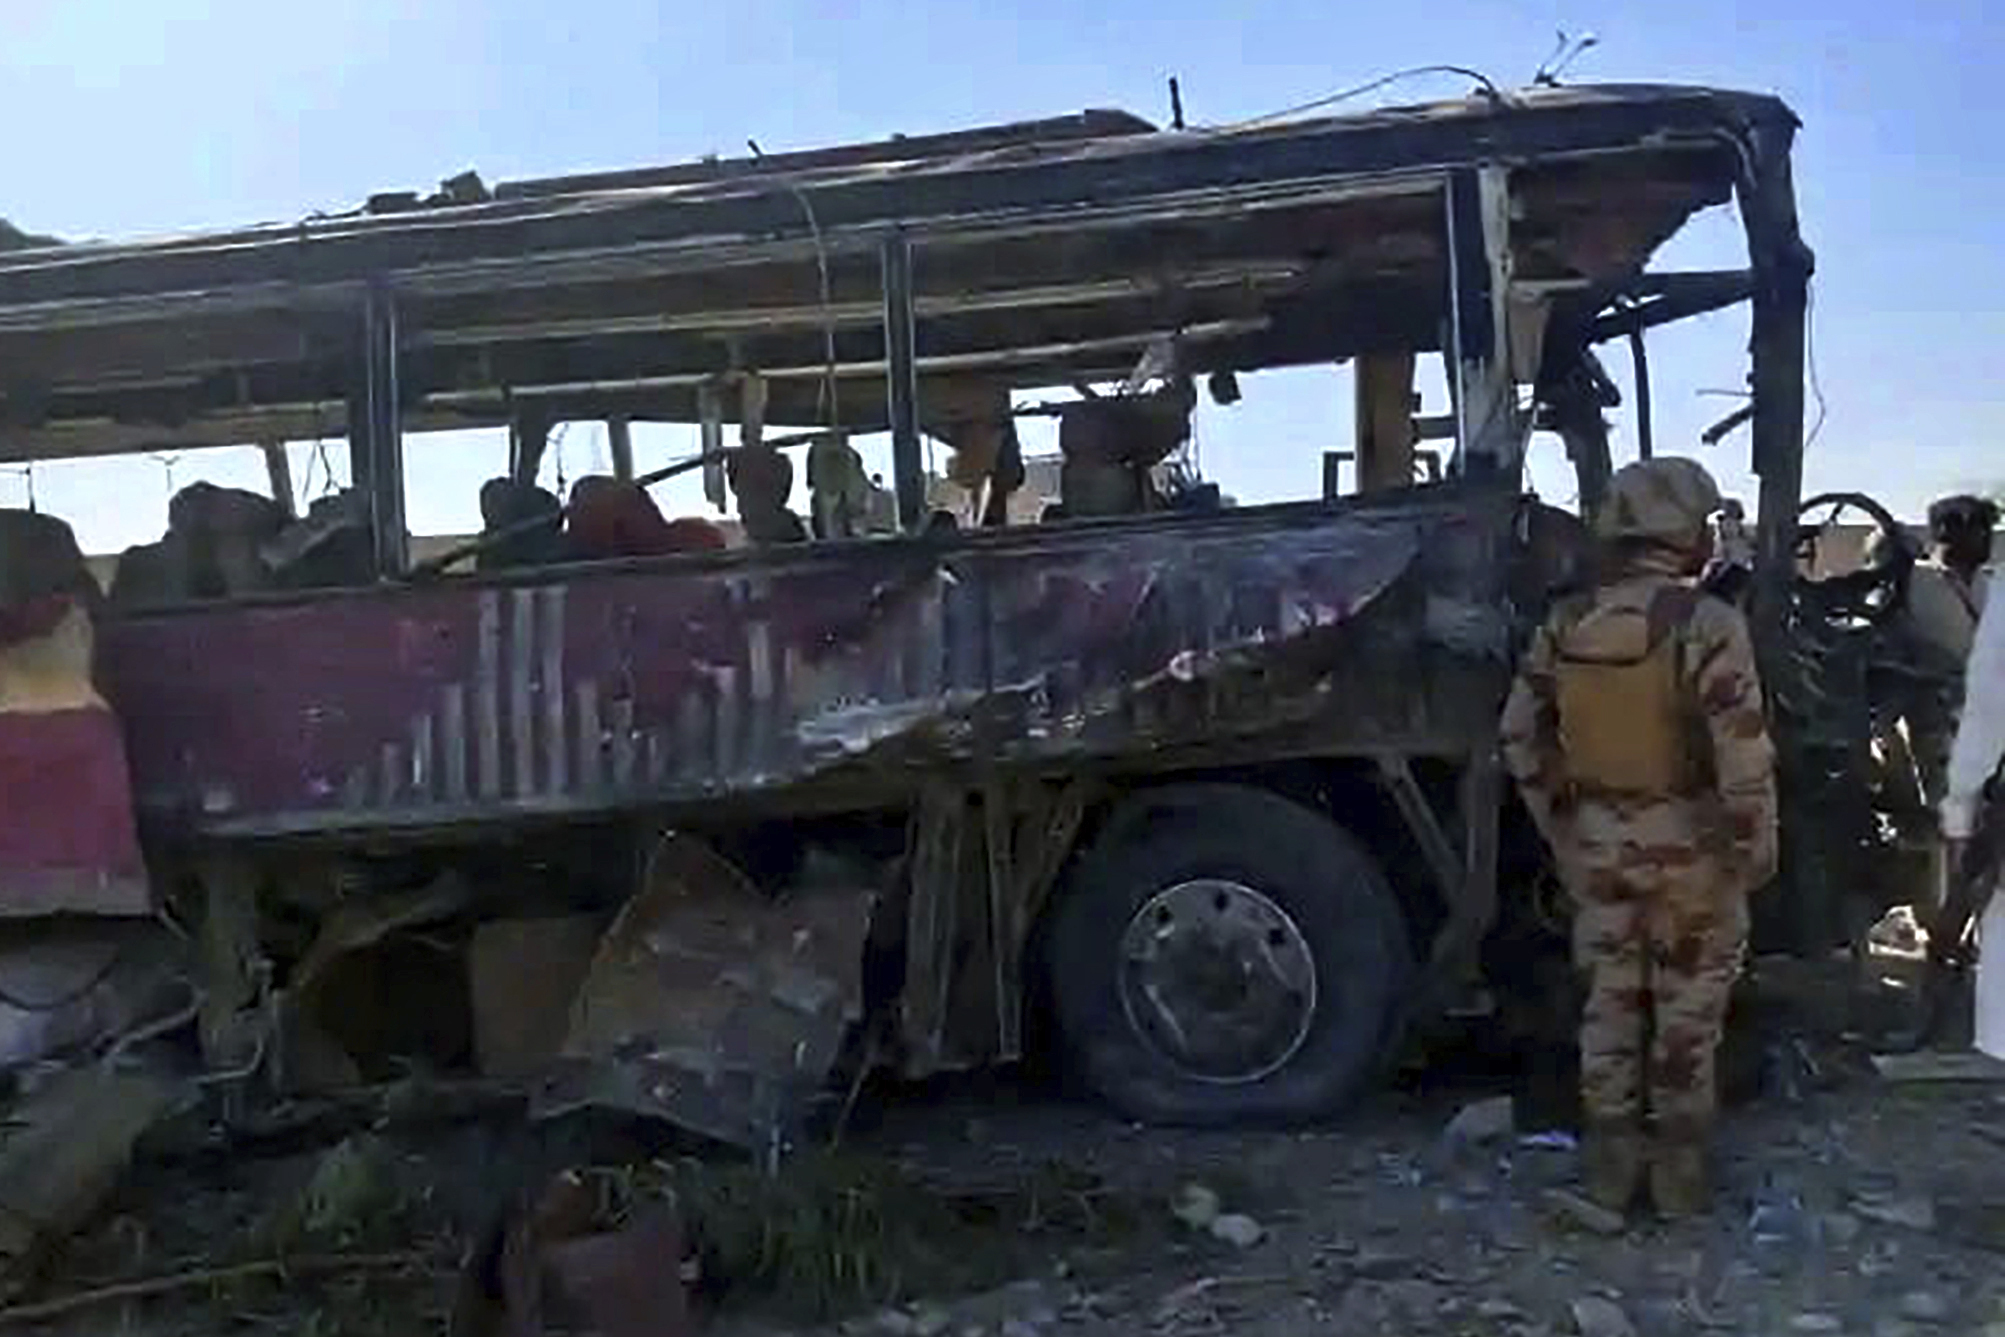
0,83,1844,1149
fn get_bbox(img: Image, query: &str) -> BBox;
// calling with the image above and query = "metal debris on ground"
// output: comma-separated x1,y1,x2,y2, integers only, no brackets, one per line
1851,1191,1938,1232
1571,1295,1636,1337
467,914,606,1078
1544,1188,1628,1237
1169,1184,1220,1230
0,1067,181,1292
1444,1095,1516,1145
1870,1051,2005,1083
535,835,875,1155
1207,1213,1264,1249
0,919,189,1072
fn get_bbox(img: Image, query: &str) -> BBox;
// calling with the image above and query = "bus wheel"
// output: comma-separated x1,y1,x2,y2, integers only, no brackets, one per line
1046,784,1412,1125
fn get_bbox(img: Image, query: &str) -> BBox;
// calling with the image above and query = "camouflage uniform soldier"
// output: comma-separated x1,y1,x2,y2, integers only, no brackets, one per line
1501,458,1778,1218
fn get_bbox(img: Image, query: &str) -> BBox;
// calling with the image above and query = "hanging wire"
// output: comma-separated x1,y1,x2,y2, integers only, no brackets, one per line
293,399,340,499
747,139,841,431
1219,64,1506,132
1804,278,1830,452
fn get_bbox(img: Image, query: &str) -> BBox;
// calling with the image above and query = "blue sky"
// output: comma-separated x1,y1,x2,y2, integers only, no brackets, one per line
3,0,1998,552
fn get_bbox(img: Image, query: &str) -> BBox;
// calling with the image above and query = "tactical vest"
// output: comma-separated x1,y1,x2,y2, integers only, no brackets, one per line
1551,584,1704,796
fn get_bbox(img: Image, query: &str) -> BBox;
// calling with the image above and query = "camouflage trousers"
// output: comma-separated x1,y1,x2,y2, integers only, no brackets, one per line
1560,800,1749,1138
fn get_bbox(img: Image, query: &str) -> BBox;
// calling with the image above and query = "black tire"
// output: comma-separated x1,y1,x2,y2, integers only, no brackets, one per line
1046,783,1413,1125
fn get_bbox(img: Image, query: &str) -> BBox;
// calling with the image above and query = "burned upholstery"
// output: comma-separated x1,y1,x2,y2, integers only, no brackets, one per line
1056,384,1194,519
111,482,288,607
569,476,726,559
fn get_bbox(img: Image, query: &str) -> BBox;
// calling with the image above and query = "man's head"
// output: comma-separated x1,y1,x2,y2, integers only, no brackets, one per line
1593,456,1724,573
1926,494,1998,573
727,446,794,517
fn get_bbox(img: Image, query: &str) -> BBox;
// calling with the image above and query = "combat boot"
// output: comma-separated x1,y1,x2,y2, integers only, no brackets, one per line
1648,1133,1712,1219
1580,1123,1644,1214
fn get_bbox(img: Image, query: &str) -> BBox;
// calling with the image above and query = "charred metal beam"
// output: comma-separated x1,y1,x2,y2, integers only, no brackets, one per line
1738,114,1816,954
1700,402,1754,447
495,109,1158,199
1740,126,1814,651
1375,756,1463,902
261,441,296,520
606,415,635,481
509,405,551,486
348,284,406,577
1536,348,1618,514
1445,166,1522,478
1629,326,1653,459
1588,269,1753,342
1447,748,1502,980
882,232,923,529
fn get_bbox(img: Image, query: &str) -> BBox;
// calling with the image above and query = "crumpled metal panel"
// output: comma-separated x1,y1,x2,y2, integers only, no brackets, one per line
99,491,1519,839
531,835,872,1153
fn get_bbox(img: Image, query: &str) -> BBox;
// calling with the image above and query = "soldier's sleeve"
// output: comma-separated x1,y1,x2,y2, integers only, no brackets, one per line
1501,619,1568,846
1690,601,1779,889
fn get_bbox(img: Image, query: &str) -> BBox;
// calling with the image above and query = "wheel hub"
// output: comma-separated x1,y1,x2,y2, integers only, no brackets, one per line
1116,878,1318,1084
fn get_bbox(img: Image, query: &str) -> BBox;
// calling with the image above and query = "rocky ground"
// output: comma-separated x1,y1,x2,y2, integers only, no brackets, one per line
800,1069,2005,1337
7,946,2005,1337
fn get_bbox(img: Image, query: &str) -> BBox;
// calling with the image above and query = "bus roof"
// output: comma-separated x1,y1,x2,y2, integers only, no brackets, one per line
0,83,1795,462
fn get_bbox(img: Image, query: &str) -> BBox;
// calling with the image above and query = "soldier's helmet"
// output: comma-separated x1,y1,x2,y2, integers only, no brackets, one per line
1593,457,1723,550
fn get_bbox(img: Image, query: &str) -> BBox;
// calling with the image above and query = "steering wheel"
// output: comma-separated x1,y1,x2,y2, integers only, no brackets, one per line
1793,491,1912,633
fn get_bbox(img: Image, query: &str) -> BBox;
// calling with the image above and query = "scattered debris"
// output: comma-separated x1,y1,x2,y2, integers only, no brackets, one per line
290,873,474,999
1571,1295,1636,1337
1445,1095,1516,1145
1821,1211,1864,1247
1898,1290,1954,1324
1520,1130,1580,1152
1935,1195,2005,1252
537,836,875,1153
529,1204,689,1337
467,915,605,1078
1852,1192,1938,1232
276,871,479,1092
1207,1214,1264,1249
1871,1051,2005,1083
1170,1184,1221,1230
0,1250,428,1327
0,1067,180,1289
1545,1188,1628,1237
1,945,1998,1336
0,919,188,1070
452,1168,689,1337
